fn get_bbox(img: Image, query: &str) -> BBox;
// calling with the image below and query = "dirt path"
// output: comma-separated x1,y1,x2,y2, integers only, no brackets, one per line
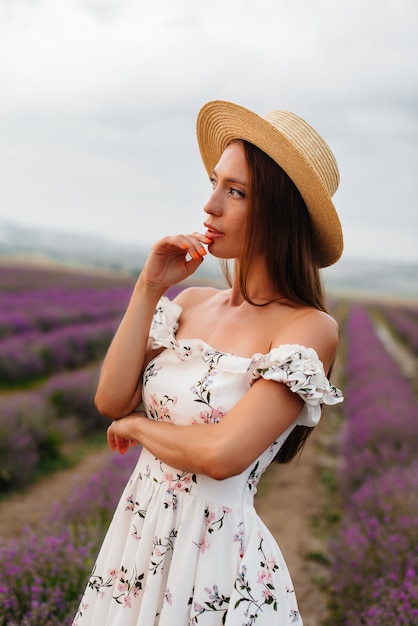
0,447,112,539
375,322,417,380
0,429,328,625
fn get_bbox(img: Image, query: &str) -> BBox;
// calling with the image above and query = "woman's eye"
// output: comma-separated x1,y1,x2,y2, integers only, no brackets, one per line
209,177,216,189
229,187,245,198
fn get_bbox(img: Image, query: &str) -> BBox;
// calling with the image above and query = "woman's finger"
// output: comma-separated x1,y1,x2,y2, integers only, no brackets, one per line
179,233,213,261
107,425,130,454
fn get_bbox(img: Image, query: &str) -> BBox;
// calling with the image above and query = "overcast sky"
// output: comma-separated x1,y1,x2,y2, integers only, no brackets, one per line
0,0,417,265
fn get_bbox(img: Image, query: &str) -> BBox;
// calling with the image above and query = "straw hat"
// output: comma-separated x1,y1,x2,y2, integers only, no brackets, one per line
196,100,343,267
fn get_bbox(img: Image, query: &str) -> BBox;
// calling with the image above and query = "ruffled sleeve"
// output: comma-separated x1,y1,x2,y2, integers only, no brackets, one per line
249,344,343,427
149,296,182,350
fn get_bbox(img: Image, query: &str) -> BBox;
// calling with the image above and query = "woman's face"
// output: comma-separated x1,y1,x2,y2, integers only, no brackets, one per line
203,141,249,259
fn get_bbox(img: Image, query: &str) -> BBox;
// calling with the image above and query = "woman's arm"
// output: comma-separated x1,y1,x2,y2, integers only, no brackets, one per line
94,280,162,418
107,309,339,478
107,377,303,479
95,233,211,418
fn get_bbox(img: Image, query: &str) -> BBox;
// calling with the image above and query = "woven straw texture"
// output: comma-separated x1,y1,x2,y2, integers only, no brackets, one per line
196,100,343,267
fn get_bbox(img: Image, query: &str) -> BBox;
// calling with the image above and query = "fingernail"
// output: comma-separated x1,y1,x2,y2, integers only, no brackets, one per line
182,243,189,249
199,247,206,255
193,251,200,260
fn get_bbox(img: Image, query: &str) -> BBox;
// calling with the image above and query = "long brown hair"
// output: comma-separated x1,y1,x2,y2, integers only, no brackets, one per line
225,140,329,463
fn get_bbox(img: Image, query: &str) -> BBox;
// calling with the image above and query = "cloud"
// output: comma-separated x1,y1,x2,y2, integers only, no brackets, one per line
0,0,417,262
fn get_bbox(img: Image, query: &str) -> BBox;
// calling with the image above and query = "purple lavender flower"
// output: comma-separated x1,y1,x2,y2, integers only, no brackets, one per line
329,304,418,624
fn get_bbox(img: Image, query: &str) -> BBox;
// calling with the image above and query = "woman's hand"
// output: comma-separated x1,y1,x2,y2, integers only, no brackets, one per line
139,233,212,291
107,412,146,454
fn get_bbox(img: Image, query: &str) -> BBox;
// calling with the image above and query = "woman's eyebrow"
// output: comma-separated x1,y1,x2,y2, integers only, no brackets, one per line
211,169,247,187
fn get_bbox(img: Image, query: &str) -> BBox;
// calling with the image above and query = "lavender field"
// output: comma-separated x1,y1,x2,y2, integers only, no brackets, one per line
328,304,418,625
0,261,417,625
0,265,134,493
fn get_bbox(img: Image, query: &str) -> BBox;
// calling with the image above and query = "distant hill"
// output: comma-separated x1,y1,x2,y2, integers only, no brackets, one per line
0,220,417,300
0,220,147,273
323,258,418,301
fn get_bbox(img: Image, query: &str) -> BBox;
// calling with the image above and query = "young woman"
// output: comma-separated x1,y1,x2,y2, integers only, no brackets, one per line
73,100,344,625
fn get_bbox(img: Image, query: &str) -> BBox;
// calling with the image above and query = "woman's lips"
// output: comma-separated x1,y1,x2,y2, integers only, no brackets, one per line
204,225,223,240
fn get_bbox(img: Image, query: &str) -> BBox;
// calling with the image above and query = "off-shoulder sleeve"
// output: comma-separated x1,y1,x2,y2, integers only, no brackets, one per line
149,296,182,350
249,344,343,427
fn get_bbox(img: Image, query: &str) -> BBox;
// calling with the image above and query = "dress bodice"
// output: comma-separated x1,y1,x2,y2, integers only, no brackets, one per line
141,296,343,500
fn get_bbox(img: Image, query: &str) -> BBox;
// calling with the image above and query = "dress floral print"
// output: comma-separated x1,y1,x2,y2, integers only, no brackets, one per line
190,350,227,424
73,296,343,626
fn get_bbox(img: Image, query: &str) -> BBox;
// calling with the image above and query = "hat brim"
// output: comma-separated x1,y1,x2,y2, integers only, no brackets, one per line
196,100,343,267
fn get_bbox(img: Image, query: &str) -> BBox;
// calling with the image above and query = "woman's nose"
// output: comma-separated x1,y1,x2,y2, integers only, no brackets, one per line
203,190,222,216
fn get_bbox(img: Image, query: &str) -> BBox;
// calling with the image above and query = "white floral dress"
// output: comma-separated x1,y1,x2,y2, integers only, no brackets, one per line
73,296,343,626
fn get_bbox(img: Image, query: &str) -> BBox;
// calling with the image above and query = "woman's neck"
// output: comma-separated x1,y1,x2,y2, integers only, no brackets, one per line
229,258,284,306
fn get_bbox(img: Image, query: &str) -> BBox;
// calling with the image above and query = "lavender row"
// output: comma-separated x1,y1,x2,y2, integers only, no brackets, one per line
330,463,418,625
0,284,186,340
0,287,131,338
329,304,418,624
0,365,104,491
0,448,140,625
0,316,121,387
0,284,187,388
340,305,418,490
378,304,418,355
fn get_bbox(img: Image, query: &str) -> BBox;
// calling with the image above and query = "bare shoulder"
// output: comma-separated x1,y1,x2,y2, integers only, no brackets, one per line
173,285,221,309
273,307,339,374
